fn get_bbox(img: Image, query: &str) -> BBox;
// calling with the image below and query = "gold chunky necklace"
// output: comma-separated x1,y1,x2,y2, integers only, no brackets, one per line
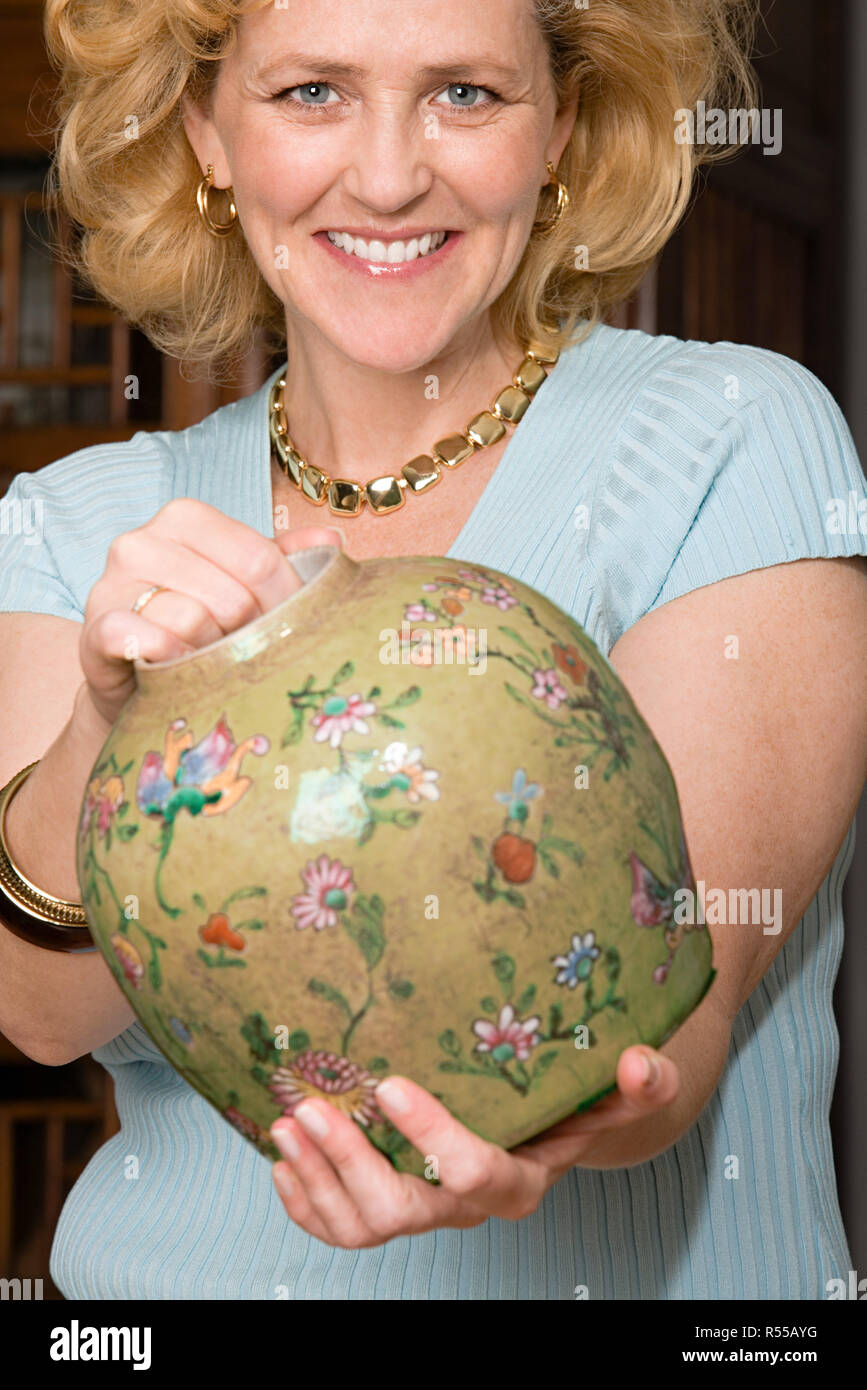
268,342,559,517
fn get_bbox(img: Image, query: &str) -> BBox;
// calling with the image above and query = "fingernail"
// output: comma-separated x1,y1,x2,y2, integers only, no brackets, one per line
295,1102,330,1139
642,1052,659,1088
375,1079,411,1113
271,1124,301,1161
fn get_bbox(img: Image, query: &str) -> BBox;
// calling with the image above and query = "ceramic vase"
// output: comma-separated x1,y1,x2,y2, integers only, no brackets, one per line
77,545,714,1176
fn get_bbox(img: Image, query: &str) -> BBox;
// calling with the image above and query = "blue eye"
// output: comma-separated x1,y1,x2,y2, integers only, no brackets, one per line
279,82,337,107
435,83,499,110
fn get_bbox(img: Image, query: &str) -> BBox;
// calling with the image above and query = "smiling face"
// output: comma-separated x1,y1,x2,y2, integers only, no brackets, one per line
182,0,577,371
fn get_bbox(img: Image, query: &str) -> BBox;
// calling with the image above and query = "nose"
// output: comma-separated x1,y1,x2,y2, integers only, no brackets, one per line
340,102,436,213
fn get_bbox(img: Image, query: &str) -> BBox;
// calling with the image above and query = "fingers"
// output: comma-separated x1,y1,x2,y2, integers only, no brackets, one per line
372,1078,546,1221
270,1107,434,1247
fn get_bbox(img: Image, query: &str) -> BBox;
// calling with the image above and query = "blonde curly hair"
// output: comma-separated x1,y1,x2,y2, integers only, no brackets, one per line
42,0,760,382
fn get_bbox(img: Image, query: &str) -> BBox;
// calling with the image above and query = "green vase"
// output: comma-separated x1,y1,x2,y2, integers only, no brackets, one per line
77,545,714,1176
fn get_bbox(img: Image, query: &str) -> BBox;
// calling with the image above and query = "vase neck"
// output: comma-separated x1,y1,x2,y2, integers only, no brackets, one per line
133,544,360,697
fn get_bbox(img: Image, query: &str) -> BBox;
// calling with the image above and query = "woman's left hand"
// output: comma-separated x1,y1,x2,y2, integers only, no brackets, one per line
270,1042,680,1248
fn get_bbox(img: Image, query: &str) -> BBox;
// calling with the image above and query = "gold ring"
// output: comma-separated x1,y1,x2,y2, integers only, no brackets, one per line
131,585,169,615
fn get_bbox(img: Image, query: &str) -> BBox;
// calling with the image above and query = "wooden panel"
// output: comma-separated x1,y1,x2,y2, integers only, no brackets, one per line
0,6,56,157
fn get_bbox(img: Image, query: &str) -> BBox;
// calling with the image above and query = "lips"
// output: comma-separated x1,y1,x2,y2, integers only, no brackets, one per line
314,228,461,276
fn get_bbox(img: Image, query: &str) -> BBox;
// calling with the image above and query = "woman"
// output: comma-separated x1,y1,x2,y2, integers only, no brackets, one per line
0,0,865,1300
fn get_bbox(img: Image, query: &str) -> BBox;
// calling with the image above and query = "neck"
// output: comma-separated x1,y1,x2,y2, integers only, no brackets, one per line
277,315,523,482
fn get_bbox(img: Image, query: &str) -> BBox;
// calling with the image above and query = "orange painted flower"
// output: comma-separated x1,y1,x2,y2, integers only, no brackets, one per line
552,642,588,685
199,912,246,951
492,832,537,884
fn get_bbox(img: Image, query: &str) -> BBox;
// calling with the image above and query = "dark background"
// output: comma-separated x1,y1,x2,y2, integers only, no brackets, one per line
0,0,864,1293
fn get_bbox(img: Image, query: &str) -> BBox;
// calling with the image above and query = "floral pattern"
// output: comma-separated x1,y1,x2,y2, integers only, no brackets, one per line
136,715,269,917
290,855,356,931
552,931,601,988
473,1003,542,1063
79,557,711,1174
268,1051,383,1128
80,775,125,842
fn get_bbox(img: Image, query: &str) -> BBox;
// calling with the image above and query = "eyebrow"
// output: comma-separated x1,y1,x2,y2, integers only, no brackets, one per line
249,53,524,84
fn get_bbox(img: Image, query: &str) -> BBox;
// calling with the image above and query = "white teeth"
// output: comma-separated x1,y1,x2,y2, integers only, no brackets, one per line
326,230,446,263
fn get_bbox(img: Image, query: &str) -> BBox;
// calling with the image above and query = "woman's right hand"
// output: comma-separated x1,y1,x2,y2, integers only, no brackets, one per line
77,498,342,733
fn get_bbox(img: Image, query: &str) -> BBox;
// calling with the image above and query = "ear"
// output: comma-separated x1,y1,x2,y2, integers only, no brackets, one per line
548,94,580,169
180,88,231,187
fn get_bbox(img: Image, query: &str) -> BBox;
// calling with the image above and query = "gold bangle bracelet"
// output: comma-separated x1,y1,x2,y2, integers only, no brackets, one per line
0,761,93,952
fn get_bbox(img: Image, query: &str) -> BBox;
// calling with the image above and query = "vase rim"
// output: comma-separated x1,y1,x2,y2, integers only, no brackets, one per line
132,542,358,686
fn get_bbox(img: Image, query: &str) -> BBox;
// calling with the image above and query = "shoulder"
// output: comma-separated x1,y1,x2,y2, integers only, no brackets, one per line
554,323,867,652
557,319,847,434
0,370,277,622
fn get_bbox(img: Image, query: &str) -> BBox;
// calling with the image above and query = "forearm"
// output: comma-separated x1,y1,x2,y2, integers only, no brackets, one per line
3,681,110,901
573,992,733,1170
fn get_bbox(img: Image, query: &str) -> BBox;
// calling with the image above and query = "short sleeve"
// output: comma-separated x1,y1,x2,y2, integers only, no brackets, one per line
0,469,83,622
0,432,174,625
584,341,867,651
646,347,867,618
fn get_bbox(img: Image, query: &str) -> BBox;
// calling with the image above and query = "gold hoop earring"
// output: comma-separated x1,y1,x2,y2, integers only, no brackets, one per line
532,161,569,233
196,163,238,237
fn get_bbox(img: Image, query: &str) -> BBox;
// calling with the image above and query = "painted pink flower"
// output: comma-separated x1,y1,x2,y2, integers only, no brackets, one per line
136,715,270,820
628,850,676,926
310,693,376,748
473,1003,542,1063
481,585,518,611
110,933,144,989
80,775,125,841
404,603,437,622
379,742,440,803
291,855,356,930
268,1051,382,1127
530,667,569,710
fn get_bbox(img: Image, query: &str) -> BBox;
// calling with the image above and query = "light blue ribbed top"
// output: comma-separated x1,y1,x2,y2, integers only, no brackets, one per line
2,321,866,1299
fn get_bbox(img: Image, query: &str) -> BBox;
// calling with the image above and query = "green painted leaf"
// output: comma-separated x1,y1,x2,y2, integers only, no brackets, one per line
390,685,422,708
438,1060,467,1075
480,996,498,1013
517,984,537,1013
503,889,526,908
307,977,353,1017
331,660,355,685
287,1029,310,1051
492,952,515,985
376,713,406,729
240,918,266,931
250,1064,268,1084
192,892,207,911
366,1056,389,1073
388,979,414,1001
438,1029,461,1056
391,808,421,829
541,837,584,864
471,835,487,857
497,626,539,660
197,949,214,968
343,903,385,968
281,708,305,747
104,826,112,852
117,801,129,819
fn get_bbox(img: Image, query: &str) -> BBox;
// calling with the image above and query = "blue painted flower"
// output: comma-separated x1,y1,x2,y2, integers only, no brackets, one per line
168,1016,193,1045
552,931,601,988
494,768,542,823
